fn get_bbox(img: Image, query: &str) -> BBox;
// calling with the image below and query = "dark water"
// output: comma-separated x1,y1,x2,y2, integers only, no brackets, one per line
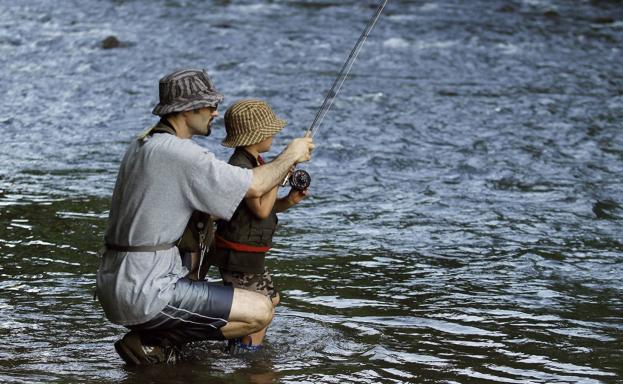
1,0,622,383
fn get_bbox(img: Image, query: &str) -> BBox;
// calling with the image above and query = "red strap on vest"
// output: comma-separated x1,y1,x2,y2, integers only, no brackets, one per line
214,234,270,253
257,155,265,165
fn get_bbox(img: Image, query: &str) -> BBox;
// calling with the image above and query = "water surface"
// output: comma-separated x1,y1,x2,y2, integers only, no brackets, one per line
1,0,622,383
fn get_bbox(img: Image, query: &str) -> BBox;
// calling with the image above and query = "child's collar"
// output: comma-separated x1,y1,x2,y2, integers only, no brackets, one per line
238,147,264,166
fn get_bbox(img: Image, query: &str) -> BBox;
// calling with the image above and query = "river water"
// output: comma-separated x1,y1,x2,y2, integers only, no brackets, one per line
1,0,622,383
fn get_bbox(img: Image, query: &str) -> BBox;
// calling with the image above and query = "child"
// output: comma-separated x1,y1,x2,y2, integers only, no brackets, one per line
207,99,308,352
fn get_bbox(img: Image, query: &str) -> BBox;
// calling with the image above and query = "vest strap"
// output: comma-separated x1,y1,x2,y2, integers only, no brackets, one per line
105,243,175,252
214,234,270,253
137,121,177,141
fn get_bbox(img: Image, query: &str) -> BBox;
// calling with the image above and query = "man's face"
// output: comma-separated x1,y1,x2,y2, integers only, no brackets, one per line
187,106,218,136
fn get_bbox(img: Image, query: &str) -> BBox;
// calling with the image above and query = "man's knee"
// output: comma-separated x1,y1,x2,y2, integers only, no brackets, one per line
253,295,274,329
229,289,273,329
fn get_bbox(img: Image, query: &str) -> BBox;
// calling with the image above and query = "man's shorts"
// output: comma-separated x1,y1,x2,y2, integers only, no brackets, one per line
219,268,277,299
128,278,233,346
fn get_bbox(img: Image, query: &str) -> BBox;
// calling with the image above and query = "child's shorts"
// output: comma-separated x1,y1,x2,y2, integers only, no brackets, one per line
219,268,278,299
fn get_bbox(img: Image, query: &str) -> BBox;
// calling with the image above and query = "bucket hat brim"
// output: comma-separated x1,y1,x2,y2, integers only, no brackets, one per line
221,118,287,148
152,91,224,116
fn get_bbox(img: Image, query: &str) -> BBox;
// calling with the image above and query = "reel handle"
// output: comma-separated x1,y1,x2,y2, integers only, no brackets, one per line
280,174,290,188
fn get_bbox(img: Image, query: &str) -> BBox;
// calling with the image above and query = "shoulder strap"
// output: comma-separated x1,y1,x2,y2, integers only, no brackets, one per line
137,121,177,141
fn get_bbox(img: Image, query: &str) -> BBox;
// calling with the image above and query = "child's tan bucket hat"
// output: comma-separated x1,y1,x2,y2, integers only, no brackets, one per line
222,99,287,147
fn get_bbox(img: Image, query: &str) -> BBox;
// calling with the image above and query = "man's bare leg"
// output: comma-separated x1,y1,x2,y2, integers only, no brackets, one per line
239,293,280,345
220,288,274,344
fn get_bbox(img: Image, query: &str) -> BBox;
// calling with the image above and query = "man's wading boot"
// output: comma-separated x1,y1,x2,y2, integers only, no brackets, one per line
114,331,179,365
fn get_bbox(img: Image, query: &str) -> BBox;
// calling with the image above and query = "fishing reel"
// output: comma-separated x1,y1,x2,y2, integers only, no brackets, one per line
281,169,311,190
289,169,311,190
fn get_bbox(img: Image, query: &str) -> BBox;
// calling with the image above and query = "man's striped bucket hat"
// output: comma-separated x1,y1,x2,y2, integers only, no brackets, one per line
152,69,223,116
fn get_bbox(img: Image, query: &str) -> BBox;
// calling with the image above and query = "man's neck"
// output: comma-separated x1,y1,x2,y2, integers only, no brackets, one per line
166,115,192,139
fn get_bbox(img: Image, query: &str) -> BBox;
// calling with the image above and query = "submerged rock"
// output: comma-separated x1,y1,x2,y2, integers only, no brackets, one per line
497,5,515,13
213,22,233,29
593,16,615,24
593,199,622,219
544,10,560,19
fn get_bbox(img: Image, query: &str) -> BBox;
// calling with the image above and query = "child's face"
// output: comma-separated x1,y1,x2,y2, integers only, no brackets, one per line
257,136,274,153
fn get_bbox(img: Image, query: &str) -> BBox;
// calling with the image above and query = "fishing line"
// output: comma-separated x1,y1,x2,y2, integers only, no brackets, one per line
285,0,389,189
307,0,389,139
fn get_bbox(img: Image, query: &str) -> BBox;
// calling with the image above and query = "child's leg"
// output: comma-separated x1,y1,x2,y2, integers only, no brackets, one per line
220,268,278,346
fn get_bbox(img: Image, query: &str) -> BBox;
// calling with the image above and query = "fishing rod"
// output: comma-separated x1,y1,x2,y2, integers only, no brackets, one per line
284,0,390,190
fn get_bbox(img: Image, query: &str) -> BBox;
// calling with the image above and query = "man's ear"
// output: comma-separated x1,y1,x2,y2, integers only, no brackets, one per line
179,110,194,122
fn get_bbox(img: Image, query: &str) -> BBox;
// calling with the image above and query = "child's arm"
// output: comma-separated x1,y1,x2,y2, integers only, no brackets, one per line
245,185,279,219
275,188,309,213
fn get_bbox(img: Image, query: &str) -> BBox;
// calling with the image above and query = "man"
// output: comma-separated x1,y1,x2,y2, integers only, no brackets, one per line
95,69,314,365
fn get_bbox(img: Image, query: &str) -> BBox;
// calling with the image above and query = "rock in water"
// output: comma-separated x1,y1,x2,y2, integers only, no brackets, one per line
101,36,121,49
544,10,560,19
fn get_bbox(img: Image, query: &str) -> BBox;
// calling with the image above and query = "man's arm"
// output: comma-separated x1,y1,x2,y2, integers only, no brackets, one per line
246,137,314,198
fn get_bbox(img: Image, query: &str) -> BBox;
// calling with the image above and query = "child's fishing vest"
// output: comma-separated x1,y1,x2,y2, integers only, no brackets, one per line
207,148,278,274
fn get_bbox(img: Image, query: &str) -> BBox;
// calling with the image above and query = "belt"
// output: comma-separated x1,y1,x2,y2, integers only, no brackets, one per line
105,243,175,252
214,235,270,253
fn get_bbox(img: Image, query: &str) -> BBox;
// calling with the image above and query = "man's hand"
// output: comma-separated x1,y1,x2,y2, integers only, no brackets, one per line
247,136,314,198
286,137,314,164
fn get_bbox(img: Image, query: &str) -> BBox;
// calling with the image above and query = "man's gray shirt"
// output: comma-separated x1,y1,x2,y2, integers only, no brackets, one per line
96,133,252,325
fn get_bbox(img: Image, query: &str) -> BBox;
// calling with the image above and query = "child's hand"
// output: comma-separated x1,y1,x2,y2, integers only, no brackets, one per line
287,187,309,205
